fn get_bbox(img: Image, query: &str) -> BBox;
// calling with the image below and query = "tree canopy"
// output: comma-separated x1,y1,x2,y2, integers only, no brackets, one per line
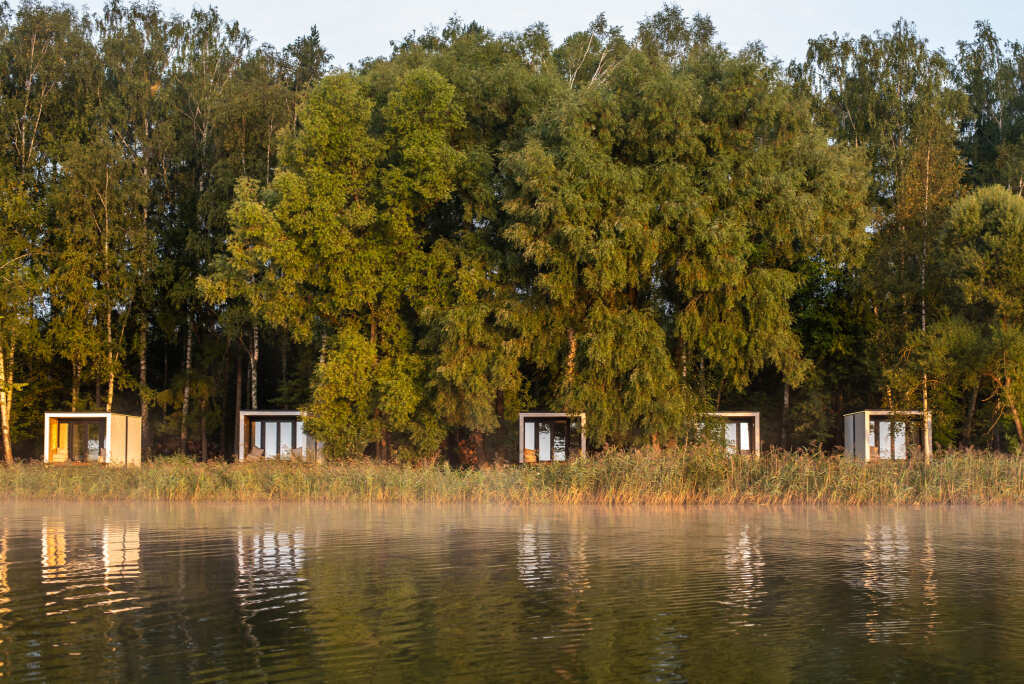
3,2,1024,461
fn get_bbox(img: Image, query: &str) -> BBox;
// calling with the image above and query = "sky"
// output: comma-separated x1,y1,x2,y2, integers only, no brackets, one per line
122,0,1021,66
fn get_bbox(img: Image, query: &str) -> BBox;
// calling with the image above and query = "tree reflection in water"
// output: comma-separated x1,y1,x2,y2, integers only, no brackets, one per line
0,503,1023,680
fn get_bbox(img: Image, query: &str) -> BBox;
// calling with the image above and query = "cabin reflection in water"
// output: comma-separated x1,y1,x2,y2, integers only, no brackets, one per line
516,514,590,593
517,413,586,464
102,523,140,581
724,523,766,617
41,518,140,585
41,519,68,582
0,528,8,632
851,519,913,644
236,527,306,587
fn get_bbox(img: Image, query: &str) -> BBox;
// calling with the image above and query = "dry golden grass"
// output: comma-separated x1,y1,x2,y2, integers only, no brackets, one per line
2,446,1024,504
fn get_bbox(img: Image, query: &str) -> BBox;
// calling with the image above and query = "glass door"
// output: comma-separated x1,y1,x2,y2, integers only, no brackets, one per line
250,419,297,460
524,418,569,463
61,419,105,463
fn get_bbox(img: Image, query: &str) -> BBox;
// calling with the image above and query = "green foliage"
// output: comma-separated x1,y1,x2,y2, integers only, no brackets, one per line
5,3,1024,461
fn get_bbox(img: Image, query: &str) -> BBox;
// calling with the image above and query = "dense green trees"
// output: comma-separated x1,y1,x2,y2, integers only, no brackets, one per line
3,2,1024,460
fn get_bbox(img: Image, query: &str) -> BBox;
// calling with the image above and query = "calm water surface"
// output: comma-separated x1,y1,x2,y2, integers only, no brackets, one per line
0,502,1023,681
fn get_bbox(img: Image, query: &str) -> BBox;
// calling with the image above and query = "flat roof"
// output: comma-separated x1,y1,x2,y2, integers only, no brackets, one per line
44,412,138,419
843,409,929,417
518,412,584,418
239,410,304,416
709,411,759,418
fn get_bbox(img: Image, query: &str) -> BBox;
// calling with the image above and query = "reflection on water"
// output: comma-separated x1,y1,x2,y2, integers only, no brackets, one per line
724,523,765,624
0,503,1023,680
0,527,7,638
102,522,140,582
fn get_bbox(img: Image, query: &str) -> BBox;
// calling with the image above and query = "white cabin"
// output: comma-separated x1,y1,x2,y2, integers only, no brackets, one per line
238,410,324,462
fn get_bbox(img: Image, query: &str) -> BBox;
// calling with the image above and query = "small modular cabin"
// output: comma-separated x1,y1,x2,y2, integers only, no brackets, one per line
518,412,586,464
709,412,761,455
43,412,141,466
238,410,324,462
844,410,932,461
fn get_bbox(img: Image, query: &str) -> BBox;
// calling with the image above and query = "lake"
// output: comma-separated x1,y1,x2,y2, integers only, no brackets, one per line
0,502,1022,681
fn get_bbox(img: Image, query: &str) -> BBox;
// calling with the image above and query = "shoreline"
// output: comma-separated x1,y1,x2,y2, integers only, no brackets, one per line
2,448,1023,505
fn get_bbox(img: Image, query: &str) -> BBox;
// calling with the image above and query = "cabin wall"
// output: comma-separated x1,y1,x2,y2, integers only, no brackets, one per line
125,416,142,466
843,414,855,458
851,411,860,458
109,413,126,465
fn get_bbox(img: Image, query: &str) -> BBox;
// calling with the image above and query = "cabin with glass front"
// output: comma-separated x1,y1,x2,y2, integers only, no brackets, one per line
517,412,586,464
843,410,932,461
43,412,142,466
238,410,323,462
709,411,761,455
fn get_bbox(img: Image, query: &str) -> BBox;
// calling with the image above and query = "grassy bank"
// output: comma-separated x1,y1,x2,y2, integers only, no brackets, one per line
2,448,1024,504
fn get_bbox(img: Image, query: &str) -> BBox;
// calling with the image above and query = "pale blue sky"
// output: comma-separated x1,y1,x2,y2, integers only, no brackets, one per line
136,0,1021,66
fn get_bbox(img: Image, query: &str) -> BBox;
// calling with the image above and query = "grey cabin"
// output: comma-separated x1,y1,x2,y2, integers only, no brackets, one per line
843,410,932,461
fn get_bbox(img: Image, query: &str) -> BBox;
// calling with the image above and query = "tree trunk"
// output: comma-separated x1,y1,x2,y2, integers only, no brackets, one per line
250,324,259,410
139,322,149,453
782,383,790,449
200,407,207,461
0,347,14,465
567,329,577,386
1001,371,1024,447
181,320,192,452
921,147,932,464
370,317,382,459
963,384,978,446
106,308,114,413
1009,402,1024,448
71,361,81,412
281,337,288,392
234,350,243,459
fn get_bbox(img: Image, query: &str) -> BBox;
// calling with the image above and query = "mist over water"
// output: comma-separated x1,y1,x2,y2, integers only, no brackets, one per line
1,502,1022,680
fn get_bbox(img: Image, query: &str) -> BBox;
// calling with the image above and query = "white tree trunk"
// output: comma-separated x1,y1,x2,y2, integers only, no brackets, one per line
250,324,259,410
181,320,192,451
0,346,13,464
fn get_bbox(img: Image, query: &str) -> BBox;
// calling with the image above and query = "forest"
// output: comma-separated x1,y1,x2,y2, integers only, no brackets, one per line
2,1,1024,463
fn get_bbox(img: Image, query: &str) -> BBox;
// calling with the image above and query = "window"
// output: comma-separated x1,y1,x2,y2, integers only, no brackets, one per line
265,422,278,458
279,421,293,458
249,417,301,460
537,422,551,462
724,418,755,454
60,419,106,463
296,421,306,459
521,416,578,463
870,417,907,460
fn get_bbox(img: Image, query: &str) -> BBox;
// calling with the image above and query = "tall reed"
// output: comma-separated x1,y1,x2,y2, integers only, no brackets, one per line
2,447,1023,504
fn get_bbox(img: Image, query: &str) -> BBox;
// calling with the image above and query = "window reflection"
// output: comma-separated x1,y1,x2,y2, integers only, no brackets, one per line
41,519,67,582
103,522,140,581
724,524,766,622
0,528,8,633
